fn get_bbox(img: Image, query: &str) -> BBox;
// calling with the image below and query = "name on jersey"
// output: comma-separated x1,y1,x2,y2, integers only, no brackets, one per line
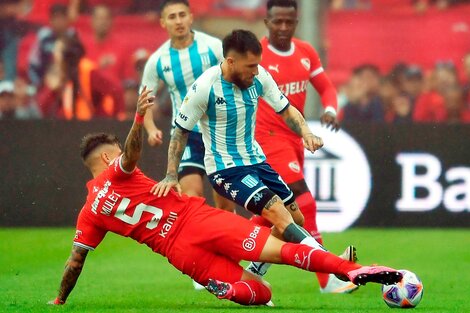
278,80,308,96
178,112,188,121
91,180,122,216
159,211,178,238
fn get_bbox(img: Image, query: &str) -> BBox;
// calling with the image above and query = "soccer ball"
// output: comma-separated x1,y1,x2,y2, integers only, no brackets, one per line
382,270,423,308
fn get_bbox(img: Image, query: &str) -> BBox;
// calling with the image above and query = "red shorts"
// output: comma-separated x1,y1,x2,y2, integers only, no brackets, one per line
257,135,305,184
166,204,271,285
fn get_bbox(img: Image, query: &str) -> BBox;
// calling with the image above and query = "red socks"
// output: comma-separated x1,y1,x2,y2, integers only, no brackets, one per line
230,280,272,305
296,192,330,287
280,243,360,277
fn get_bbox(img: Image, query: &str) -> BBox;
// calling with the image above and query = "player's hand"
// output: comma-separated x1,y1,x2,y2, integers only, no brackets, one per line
147,128,163,146
303,133,323,153
320,112,340,131
137,86,154,116
151,175,182,197
47,297,65,305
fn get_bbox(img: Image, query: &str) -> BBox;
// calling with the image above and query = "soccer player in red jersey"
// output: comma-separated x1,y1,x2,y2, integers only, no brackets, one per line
48,87,402,306
251,0,356,293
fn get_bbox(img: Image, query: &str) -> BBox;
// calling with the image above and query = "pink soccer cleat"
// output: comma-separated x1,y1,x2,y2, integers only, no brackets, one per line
347,266,403,286
206,279,234,300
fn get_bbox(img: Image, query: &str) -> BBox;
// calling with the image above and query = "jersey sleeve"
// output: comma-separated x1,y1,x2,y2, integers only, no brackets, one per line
139,51,160,96
306,44,324,82
107,154,135,181
73,208,107,251
258,65,290,113
175,74,210,131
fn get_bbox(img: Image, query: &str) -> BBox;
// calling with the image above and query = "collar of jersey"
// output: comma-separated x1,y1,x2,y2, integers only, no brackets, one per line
267,41,295,56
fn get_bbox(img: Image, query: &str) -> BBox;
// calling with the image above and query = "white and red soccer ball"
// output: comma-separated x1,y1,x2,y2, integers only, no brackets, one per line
382,270,423,308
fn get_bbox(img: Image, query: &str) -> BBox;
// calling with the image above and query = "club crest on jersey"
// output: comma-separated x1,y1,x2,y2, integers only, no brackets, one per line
247,86,258,101
301,58,310,71
288,161,301,173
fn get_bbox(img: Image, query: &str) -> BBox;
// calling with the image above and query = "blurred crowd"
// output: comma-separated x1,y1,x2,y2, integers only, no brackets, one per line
337,60,470,123
1,0,470,124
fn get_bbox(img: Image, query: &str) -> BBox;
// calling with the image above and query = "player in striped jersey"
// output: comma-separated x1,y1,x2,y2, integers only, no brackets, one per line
140,0,235,290
153,29,330,259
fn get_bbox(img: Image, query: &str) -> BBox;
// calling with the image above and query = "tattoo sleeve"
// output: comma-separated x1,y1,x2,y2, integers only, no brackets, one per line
282,106,309,137
57,246,89,302
166,127,189,178
122,120,144,172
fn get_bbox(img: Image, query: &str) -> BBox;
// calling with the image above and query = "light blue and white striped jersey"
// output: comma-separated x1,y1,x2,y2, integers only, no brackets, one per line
140,31,223,132
175,65,290,175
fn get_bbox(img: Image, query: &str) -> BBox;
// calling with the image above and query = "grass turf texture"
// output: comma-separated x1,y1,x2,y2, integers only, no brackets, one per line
1,228,469,313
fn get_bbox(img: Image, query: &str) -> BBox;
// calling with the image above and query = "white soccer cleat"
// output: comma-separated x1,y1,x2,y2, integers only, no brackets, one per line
265,300,275,307
192,279,206,291
320,274,359,294
245,262,272,277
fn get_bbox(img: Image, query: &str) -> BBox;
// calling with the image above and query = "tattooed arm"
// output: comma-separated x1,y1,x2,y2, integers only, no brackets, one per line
49,246,89,305
121,87,154,172
151,126,189,197
280,105,324,153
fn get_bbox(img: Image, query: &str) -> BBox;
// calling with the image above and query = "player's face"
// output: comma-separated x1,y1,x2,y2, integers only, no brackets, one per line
265,6,298,51
228,52,261,89
160,3,193,40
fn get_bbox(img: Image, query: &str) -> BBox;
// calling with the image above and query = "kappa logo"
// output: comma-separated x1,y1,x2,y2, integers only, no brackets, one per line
224,182,232,191
253,192,264,204
192,83,197,92
215,97,226,105
230,189,239,200
300,58,310,71
213,174,225,186
93,186,99,193
268,64,279,73
163,65,171,72
288,161,301,173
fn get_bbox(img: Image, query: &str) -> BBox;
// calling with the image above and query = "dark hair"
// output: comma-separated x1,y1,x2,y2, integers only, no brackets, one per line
49,4,68,17
267,0,297,11
222,29,262,57
80,133,121,161
159,0,189,13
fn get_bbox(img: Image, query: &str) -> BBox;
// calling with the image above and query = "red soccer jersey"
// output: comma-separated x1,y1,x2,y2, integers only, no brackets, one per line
73,155,205,256
256,37,330,140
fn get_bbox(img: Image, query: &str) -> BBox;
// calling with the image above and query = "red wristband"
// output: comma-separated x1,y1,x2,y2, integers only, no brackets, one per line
54,297,65,305
134,112,144,124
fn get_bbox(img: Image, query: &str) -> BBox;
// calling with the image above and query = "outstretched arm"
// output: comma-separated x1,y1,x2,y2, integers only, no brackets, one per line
280,105,323,153
121,87,154,172
150,126,189,197
48,246,89,305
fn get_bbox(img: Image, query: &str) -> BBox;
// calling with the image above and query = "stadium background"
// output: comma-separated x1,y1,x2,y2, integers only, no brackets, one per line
1,0,469,312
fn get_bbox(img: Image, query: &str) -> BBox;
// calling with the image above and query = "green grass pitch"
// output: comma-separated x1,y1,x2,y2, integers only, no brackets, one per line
1,228,469,312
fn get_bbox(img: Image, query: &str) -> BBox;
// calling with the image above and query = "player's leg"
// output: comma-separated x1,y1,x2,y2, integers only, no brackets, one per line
212,189,236,213
257,235,402,286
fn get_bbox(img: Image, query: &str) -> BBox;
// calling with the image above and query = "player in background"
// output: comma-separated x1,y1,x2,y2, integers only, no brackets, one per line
48,87,403,307
140,0,235,208
250,0,355,293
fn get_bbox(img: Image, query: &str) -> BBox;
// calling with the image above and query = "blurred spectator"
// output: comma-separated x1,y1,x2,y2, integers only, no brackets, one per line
213,0,265,20
0,0,35,81
402,65,424,106
127,0,164,22
122,79,139,119
461,52,470,108
14,74,42,119
412,62,458,122
28,4,77,87
81,0,132,14
443,84,470,123
37,36,125,120
0,81,16,119
82,5,126,83
131,48,150,82
0,60,5,81
340,64,384,122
